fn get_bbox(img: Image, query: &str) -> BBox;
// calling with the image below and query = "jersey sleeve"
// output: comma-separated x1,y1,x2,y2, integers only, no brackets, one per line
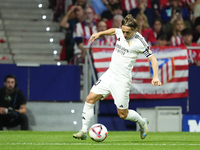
115,28,121,36
137,35,153,57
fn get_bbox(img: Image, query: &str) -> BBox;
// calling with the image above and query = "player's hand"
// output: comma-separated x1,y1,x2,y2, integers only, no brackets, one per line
151,77,162,86
89,33,101,43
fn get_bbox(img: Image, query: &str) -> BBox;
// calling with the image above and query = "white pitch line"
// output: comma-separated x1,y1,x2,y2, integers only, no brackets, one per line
0,143,200,146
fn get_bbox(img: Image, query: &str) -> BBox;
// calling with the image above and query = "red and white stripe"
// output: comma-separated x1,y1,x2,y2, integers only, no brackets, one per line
92,46,189,99
73,22,97,45
121,0,138,12
183,0,196,5
170,36,183,46
92,35,117,46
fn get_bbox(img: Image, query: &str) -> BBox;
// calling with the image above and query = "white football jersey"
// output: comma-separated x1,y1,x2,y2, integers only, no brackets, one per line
109,28,152,82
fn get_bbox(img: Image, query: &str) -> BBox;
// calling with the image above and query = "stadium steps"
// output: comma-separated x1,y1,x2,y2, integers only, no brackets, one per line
0,0,66,65
2,12,53,21
8,36,61,43
0,1,49,9
6,31,64,38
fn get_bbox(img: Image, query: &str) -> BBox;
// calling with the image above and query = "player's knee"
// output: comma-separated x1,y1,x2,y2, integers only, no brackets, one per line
86,95,95,104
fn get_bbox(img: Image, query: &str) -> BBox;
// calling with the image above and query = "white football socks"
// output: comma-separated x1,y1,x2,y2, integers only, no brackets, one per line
81,102,95,133
125,109,145,126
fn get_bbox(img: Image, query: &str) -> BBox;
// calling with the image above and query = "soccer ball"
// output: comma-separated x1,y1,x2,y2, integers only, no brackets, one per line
89,123,108,142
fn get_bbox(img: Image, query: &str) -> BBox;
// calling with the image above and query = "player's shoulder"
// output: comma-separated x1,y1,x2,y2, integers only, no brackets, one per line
132,32,148,47
115,27,122,34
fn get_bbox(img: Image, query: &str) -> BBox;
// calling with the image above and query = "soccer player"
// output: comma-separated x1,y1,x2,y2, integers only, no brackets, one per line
73,14,162,140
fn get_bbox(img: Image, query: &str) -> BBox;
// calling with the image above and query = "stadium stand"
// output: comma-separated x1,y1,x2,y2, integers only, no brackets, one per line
0,0,65,65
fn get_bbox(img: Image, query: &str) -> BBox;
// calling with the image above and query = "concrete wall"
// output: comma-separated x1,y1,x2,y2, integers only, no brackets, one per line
25,102,96,131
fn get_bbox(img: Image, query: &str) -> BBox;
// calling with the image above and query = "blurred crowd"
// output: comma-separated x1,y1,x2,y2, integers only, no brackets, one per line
49,0,200,66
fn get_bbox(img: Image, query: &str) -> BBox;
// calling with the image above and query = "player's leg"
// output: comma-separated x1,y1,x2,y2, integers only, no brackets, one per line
73,92,102,140
116,107,149,139
119,108,149,139
82,92,102,133
73,70,111,140
110,80,149,139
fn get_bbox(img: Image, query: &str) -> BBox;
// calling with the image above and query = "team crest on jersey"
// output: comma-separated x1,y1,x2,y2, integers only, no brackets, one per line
128,41,132,46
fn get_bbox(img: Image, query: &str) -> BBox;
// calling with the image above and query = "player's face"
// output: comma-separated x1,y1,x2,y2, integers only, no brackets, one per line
121,25,135,40
4,78,15,91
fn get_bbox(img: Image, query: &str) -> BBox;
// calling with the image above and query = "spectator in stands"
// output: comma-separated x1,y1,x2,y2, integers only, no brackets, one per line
165,6,192,40
73,6,97,64
182,0,200,22
92,20,116,46
193,17,200,46
156,33,169,46
112,15,124,28
161,0,188,24
66,0,96,20
101,0,120,12
92,0,119,17
152,18,164,39
101,3,127,22
130,0,158,27
0,75,28,130
180,28,200,66
106,13,124,29
136,13,157,46
53,0,66,22
170,19,185,46
48,0,57,9
91,0,108,16
121,0,153,13
59,4,84,62
92,20,107,46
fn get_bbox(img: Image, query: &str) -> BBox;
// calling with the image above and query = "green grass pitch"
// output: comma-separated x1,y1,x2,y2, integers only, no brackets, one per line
0,131,200,150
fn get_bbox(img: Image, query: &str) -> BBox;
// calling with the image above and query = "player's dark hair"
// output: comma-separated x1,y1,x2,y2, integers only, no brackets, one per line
4,74,18,87
181,28,193,36
111,3,122,11
121,14,138,30
157,33,169,41
153,17,163,26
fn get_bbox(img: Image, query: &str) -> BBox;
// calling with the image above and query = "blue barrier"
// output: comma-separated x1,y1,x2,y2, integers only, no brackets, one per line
0,64,81,101
183,115,200,132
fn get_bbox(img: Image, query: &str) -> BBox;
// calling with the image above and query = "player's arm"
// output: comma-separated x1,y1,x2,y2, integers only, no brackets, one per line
148,54,162,86
89,28,117,43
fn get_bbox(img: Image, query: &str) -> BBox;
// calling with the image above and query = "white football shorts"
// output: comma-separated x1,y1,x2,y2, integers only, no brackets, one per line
90,69,131,109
